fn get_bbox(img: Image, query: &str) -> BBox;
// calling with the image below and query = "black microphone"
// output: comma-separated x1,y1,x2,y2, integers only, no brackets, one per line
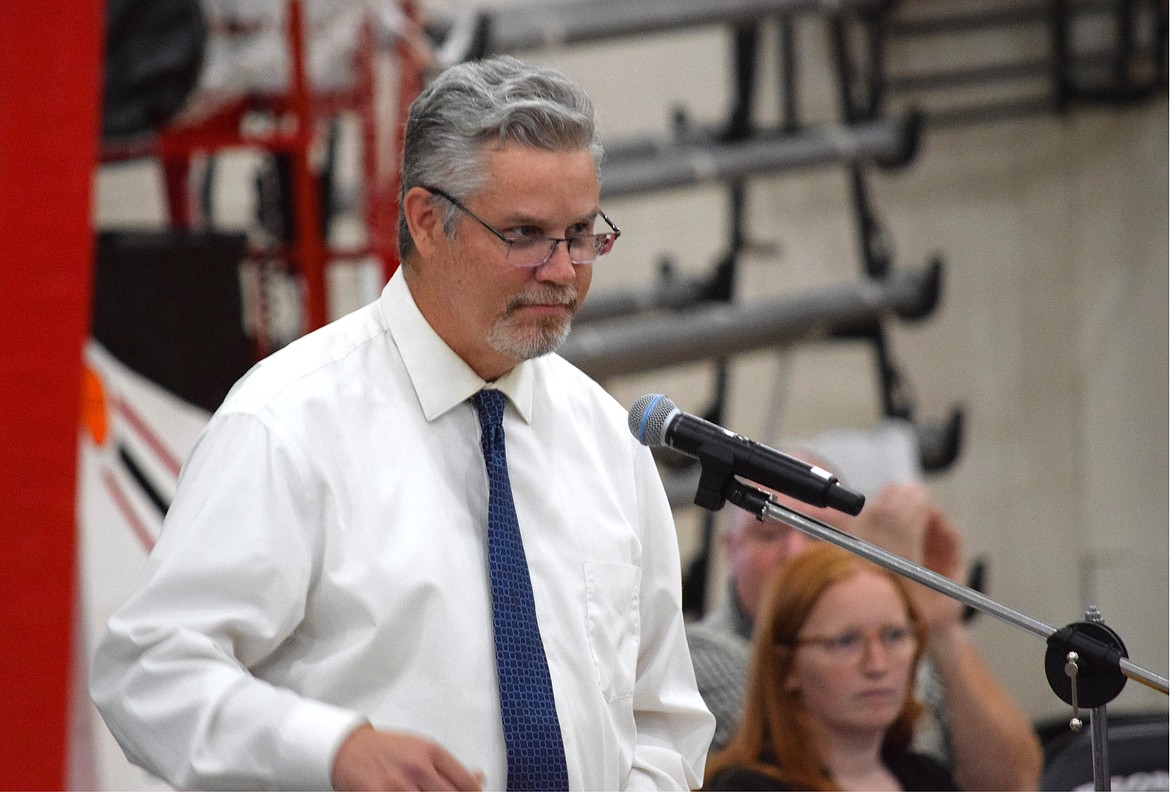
628,393,865,516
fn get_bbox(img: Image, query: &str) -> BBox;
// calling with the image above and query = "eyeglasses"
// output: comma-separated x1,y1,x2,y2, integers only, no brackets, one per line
423,186,620,269
788,624,917,661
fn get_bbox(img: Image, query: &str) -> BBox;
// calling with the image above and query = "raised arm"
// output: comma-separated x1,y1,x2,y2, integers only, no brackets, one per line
925,618,1043,790
852,482,1042,790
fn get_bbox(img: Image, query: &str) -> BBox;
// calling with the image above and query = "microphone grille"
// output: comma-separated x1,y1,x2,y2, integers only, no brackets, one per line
628,393,677,447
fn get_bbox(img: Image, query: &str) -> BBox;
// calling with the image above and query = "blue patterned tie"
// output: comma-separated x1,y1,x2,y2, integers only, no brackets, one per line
472,389,570,791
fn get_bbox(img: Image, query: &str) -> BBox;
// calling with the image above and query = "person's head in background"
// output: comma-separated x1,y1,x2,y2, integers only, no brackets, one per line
709,543,926,791
720,448,849,621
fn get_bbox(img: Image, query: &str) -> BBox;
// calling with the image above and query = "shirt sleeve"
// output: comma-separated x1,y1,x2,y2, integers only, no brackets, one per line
89,412,367,790
624,447,717,790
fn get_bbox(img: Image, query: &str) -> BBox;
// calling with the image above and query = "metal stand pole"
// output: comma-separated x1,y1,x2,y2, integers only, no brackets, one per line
718,479,1169,791
739,490,1168,694
1091,703,1110,791
730,481,1170,786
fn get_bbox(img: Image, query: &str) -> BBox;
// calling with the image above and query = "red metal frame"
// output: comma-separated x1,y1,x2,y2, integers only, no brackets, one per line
383,0,424,284
285,0,328,330
99,0,427,343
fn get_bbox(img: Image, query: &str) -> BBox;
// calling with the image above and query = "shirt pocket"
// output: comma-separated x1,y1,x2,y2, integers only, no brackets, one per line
582,560,641,701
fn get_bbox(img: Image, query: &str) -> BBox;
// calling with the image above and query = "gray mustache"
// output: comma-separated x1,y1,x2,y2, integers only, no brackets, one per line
507,287,578,313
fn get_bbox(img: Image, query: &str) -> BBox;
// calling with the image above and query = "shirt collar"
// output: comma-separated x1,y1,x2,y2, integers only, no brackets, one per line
377,268,535,424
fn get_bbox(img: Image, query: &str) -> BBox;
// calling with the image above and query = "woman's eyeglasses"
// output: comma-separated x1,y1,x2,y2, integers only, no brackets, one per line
788,624,917,661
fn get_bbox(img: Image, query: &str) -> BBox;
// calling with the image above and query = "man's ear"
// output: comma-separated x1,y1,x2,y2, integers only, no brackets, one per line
402,186,444,259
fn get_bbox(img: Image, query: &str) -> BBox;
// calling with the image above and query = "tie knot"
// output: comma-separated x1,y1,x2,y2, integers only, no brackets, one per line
472,389,507,432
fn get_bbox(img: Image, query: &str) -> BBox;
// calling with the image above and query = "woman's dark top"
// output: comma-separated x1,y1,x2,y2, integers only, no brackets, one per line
704,749,959,791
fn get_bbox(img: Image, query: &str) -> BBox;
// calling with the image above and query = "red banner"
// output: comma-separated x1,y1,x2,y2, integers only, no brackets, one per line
0,4,103,788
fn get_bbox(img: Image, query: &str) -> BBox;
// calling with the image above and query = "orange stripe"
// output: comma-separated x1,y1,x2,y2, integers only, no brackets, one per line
80,365,109,446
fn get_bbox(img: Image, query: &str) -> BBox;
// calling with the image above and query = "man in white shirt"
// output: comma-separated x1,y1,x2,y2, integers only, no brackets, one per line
90,55,715,791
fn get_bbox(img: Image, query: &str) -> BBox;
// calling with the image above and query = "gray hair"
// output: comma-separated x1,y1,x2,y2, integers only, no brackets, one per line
396,55,604,264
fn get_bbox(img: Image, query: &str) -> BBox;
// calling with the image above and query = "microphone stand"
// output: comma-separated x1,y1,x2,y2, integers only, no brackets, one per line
716,479,1169,791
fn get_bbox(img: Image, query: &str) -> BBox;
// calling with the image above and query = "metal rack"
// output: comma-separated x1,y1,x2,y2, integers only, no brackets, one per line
428,0,1166,614
99,0,422,351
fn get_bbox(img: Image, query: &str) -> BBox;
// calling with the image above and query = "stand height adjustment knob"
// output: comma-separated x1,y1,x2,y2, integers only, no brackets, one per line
1064,652,1083,732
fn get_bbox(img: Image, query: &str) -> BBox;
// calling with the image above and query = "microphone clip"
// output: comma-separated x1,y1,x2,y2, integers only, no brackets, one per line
690,440,773,517
692,440,735,511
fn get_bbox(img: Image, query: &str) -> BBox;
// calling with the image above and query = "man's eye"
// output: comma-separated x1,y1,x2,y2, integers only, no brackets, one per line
510,238,547,252
508,225,544,239
750,526,792,543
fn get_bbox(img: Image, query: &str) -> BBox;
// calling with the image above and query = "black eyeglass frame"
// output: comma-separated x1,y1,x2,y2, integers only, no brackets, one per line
421,185,621,268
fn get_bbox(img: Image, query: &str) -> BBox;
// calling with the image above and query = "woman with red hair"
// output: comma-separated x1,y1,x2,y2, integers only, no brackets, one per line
704,543,958,791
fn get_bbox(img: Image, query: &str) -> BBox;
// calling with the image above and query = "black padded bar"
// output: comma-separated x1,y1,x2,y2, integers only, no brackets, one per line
560,262,938,379
481,0,888,53
888,0,1119,38
575,273,708,323
599,115,919,199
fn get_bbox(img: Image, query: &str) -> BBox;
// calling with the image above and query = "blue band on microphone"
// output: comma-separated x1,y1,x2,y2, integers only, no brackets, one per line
636,394,666,443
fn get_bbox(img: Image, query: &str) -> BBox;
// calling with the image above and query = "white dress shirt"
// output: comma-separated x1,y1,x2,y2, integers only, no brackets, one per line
90,268,714,791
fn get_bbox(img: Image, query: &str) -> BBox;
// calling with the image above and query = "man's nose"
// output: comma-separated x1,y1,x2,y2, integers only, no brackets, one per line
535,240,578,283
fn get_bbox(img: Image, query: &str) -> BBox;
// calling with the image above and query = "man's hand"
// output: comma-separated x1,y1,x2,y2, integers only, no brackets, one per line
850,483,1043,789
849,481,933,562
850,481,964,632
331,725,485,791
